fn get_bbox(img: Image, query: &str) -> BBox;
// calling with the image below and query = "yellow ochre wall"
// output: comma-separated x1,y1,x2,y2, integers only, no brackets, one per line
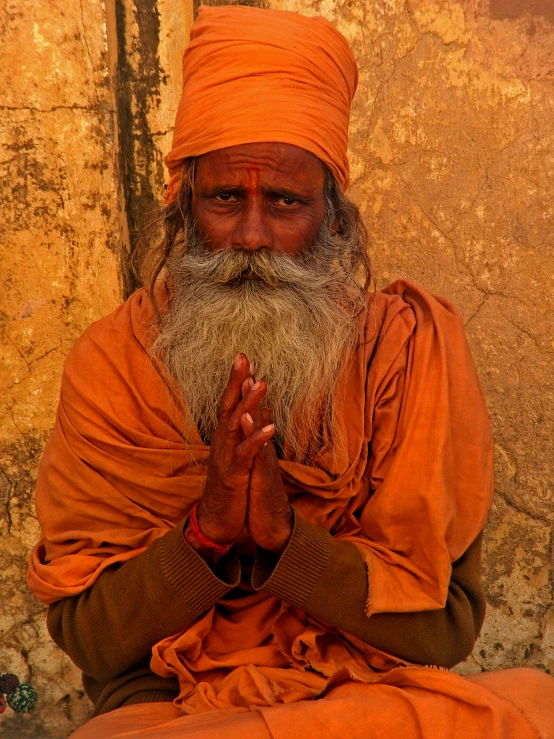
1,1,552,736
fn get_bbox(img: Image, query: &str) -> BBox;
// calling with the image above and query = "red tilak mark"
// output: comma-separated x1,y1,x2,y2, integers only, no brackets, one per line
245,167,261,197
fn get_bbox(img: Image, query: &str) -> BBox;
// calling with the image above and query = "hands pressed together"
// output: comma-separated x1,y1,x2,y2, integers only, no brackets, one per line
184,353,293,559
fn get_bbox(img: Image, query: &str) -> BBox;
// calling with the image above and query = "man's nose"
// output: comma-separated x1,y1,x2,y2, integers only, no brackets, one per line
231,201,272,251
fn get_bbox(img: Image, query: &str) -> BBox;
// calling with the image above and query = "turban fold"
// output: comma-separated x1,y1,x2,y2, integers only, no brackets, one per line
164,5,358,202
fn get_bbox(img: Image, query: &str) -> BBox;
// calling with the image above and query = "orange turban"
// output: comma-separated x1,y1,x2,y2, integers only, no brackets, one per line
163,5,358,203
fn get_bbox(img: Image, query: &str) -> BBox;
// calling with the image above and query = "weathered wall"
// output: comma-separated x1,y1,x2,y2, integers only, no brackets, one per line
1,0,552,737
0,0,122,736
0,0,187,736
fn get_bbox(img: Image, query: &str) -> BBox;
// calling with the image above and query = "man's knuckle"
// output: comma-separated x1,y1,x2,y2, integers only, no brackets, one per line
218,402,232,421
231,446,244,462
225,417,238,434
232,445,249,463
220,470,236,487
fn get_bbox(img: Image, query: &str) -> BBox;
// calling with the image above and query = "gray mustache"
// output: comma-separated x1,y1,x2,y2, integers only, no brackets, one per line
177,246,335,289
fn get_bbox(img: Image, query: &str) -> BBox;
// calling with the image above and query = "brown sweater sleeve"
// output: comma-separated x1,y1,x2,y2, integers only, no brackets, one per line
252,512,485,668
47,521,240,684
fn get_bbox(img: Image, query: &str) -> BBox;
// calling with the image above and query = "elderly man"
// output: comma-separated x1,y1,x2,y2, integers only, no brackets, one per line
27,5,554,739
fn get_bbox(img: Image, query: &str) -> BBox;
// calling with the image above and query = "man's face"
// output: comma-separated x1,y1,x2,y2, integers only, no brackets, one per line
157,143,364,460
191,142,328,261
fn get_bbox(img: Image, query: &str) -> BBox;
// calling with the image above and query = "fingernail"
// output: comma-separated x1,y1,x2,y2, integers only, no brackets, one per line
248,377,255,388
252,380,263,391
244,412,253,424
233,353,243,369
262,423,275,433
249,360,255,375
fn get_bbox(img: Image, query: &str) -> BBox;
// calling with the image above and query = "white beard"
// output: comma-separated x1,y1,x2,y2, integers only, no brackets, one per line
153,217,366,463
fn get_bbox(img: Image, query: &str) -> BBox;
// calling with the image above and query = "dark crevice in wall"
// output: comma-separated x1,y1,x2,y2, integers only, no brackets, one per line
113,0,136,298
114,0,164,298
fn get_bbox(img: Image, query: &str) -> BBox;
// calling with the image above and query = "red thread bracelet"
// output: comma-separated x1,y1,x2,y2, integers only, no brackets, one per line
187,503,232,555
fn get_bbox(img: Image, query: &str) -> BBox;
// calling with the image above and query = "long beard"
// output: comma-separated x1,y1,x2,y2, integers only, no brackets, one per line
153,215,366,463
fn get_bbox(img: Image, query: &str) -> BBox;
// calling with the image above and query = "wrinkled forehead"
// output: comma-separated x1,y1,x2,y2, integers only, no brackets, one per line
195,142,327,195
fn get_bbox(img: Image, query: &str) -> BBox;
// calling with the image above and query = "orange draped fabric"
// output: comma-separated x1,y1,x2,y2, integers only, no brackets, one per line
163,6,358,202
68,669,554,739
28,280,554,737
28,281,492,612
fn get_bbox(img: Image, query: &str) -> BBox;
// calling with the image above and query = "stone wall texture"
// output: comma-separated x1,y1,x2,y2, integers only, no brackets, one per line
1,0,552,736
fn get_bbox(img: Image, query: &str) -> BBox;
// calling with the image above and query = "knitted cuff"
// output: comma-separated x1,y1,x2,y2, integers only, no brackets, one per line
251,510,331,609
159,521,240,614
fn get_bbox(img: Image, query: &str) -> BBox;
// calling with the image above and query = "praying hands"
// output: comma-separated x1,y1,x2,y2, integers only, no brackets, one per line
185,352,293,559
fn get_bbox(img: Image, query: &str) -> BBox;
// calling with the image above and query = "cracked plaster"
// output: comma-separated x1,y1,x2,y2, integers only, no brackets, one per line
1,0,553,736
0,0,122,736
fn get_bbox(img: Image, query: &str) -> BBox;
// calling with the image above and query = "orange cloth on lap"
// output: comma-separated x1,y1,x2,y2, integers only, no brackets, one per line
67,669,554,739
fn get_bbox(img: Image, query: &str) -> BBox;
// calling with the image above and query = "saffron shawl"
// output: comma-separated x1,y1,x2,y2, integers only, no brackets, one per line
28,280,494,710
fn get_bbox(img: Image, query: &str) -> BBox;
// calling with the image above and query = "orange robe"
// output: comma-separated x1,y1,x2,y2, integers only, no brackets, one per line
27,281,554,738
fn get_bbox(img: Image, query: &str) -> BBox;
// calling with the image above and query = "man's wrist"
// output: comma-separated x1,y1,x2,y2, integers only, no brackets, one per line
184,521,223,567
259,508,294,555
189,503,232,554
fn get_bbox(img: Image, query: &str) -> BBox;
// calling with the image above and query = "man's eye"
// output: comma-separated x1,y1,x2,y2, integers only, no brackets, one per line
276,196,298,206
215,193,237,202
